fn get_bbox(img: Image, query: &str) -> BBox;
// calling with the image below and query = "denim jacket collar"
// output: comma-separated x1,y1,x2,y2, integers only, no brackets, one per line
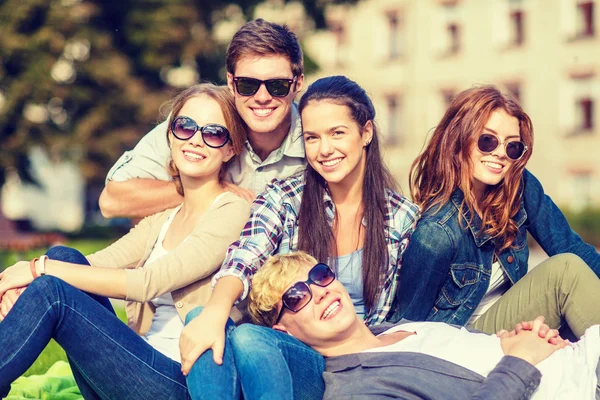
449,189,527,248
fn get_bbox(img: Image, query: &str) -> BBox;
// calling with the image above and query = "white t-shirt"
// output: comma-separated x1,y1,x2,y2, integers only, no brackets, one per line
142,205,184,362
467,260,510,325
365,322,600,399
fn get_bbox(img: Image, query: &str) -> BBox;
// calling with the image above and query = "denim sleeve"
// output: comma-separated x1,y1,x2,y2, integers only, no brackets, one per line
395,218,455,321
471,356,541,400
105,120,171,183
523,169,600,276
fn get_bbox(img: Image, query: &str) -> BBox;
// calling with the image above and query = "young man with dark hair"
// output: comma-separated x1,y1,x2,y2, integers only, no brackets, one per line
246,252,600,400
99,19,305,218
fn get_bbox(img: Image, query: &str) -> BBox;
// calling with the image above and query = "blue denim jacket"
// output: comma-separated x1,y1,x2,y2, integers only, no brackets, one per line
395,169,600,326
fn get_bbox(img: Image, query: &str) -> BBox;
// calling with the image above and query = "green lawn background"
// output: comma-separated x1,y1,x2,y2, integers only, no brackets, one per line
1,239,127,377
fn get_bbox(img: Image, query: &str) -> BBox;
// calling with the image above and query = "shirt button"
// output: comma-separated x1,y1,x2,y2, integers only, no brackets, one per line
507,256,514,263
176,301,183,308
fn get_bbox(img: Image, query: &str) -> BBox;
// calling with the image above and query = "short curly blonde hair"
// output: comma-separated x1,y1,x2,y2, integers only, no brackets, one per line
248,252,317,327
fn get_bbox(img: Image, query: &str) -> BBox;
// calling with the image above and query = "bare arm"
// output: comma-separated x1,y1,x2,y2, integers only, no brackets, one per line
0,260,127,300
99,179,183,219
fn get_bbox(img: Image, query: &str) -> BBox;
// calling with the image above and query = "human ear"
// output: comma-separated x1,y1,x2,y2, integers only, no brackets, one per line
272,323,290,334
223,145,235,163
227,73,235,95
293,74,304,95
362,120,374,146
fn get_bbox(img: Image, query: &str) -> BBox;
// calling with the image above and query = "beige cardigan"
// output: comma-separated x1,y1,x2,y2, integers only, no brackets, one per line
86,192,250,335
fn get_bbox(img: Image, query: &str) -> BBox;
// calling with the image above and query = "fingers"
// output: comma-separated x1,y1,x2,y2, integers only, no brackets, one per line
530,316,544,333
496,329,508,338
515,322,524,334
212,340,224,366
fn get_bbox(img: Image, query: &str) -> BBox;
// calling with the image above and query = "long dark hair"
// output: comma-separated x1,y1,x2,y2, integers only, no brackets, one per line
410,85,534,251
297,75,398,311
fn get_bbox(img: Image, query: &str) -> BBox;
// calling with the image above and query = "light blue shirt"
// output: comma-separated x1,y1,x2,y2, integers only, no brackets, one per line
334,249,365,318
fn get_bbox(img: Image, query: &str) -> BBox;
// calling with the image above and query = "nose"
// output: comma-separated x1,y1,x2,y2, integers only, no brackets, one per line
311,284,329,305
188,130,205,148
491,140,507,159
254,82,272,103
319,137,334,156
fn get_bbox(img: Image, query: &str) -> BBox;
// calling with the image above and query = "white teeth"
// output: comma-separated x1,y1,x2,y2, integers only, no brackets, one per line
184,151,205,160
482,161,502,169
321,301,340,320
253,108,274,116
322,158,342,167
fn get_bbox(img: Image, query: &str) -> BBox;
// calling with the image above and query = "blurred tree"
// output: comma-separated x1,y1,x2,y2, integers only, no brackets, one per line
0,0,357,188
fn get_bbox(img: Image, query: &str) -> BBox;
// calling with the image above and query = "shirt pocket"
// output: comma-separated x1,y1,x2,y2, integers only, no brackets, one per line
435,263,483,309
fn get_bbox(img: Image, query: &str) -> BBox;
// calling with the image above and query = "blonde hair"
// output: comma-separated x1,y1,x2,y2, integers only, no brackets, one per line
162,83,247,196
248,252,318,327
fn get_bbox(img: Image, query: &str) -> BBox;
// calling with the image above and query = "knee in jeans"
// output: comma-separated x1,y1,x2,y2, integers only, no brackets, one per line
230,323,270,349
45,246,88,265
28,275,65,297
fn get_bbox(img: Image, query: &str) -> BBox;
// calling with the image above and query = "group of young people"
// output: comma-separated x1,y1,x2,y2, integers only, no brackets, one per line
0,18,599,400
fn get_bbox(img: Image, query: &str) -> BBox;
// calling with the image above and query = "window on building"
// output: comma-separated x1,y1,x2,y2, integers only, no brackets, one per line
433,3,462,57
577,1,595,37
509,10,525,45
387,11,402,60
386,95,402,145
447,22,461,54
328,20,346,67
505,82,521,103
441,89,456,107
577,97,594,130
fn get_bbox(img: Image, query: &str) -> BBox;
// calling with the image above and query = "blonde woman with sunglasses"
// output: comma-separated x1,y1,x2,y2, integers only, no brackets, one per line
0,84,250,399
398,85,600,338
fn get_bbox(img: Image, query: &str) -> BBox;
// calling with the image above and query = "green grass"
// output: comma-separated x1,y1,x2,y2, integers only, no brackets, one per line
1,239,124,377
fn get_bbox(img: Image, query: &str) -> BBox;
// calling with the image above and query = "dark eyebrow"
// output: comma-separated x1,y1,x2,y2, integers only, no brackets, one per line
303,125,349,136
483,127,520,140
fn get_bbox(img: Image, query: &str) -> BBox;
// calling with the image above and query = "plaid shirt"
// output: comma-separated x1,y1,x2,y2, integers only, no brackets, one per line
214,173,421,326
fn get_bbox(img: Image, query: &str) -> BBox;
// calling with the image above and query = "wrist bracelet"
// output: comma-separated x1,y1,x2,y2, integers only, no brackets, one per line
30,258,40,279
39,255,48,276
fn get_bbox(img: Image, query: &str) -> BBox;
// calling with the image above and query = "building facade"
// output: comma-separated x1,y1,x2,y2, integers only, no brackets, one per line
305,0,600,210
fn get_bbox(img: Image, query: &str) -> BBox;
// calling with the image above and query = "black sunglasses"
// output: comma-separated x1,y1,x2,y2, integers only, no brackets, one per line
477,133,528,161
276,263,336,323
233,77,296,97
171,116,231,148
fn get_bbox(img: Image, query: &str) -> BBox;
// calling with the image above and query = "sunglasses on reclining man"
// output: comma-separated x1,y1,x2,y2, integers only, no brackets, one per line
275,263,336,323
232,77,296,97
170,116,231,148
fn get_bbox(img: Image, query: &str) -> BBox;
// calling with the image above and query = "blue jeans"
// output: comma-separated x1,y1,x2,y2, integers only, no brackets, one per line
231,324,325,400
185,318,325,400
0,246,189,400
185,306,241,400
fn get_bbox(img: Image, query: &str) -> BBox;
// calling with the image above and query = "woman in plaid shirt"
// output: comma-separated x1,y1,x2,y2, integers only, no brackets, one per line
180,76,420,400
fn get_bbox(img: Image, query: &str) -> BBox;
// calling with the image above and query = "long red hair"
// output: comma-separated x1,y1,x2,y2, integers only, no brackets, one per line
410,85,534,251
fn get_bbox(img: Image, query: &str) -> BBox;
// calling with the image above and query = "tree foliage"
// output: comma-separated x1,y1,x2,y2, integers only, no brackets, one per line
0,0,356,187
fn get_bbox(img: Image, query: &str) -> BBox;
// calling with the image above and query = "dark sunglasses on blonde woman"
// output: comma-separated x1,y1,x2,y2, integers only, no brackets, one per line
477,133,528,160
276,263,336,323
171,116,231,148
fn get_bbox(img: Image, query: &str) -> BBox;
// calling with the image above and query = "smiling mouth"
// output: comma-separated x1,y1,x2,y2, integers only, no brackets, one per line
482,161,503,170
321,300,340,320
320,158,343,167
183,151,205,161
251,108,275,117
